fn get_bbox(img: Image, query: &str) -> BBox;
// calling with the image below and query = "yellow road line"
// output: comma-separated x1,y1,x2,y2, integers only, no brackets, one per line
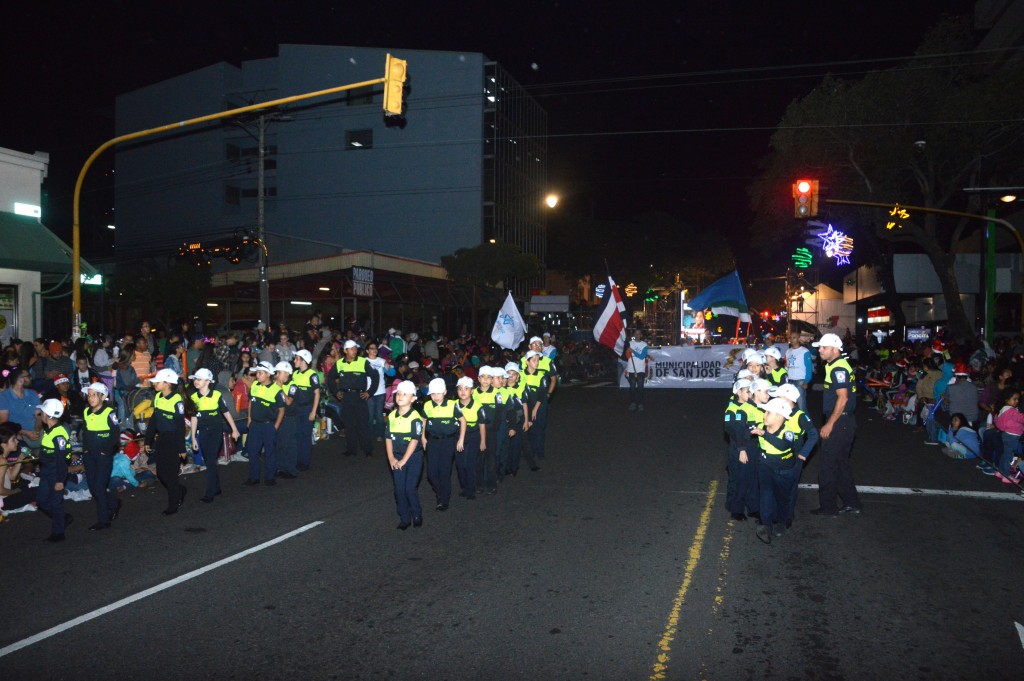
650,479,719,681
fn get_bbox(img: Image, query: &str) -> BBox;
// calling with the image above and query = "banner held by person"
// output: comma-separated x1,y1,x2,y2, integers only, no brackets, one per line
491,291,527,349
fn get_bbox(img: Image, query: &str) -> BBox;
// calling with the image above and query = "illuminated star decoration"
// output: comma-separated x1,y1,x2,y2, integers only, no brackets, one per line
886,203,910,230
817,224,854,266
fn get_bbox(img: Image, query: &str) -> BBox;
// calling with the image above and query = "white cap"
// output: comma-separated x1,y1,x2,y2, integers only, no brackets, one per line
764,346,782,360
408,361,419,369
388,328,397,335
395,380,417,395
736,369,755,381
504,362,520,373
407,332,419,341
763,397,793,418
748,352,766,365
251,361,276,374
478,366,493,376
525,350,542,360
86,382,109,397
295,349,312,364
732,379,753,394
750,378,772,393
741,348,758,363
189,368,214,381
40,398,65,419
542,332,551,338
812,333,843,349
456,376,474,388
769,383,801,403
153,368,179,385
428,378,447,395
343,340,358,350
529,336,543,345
274,361,293,375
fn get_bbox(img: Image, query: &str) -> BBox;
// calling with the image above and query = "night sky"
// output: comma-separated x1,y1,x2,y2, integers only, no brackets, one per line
3,0,977,275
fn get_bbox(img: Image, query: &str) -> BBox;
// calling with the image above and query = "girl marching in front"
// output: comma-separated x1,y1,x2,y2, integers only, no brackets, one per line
188,368,240,503
145,368,190,515
386,380,425,530
37,399,73,541
422,377,459,511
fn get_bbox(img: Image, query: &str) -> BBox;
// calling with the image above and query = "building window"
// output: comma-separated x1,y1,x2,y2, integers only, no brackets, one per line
346,130,373,150
347,85,374,106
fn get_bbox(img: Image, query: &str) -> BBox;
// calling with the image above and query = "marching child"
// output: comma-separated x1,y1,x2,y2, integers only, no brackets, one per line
386,380,425,530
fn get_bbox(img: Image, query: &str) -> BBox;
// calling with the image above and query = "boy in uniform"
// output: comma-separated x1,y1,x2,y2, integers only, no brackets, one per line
386,380,425,530
422,377,459,511
752,398,802,544
38,399,73,541
724,378,759,521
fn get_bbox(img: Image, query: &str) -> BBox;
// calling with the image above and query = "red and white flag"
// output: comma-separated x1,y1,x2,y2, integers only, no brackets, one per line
593,276,627,356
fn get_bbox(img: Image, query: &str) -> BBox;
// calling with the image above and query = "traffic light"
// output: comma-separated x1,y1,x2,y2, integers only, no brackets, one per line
383,53,407,116
792,179,819,218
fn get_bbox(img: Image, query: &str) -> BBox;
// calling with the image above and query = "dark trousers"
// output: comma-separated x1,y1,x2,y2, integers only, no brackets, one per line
456,430,480,498
276,414,298,475
341,392,372,455
527,404,548,460
477,426,497,491
37,465,66,535
246,422,277,482
627,373,646,405
83,451,117,524
392,449,424,523
726,446,759,515
426,437,455,505
503,422,534,473
758,460,802,529
154,433,184,511
196,428,223,499
295,414,314,469
817,414,861,513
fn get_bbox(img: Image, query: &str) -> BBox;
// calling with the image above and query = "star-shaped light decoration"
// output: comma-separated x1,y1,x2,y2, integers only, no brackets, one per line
817,224,854,266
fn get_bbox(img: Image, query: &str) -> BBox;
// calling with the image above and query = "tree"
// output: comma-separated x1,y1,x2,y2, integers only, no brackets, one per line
750,18,1024,341
441,242,540,333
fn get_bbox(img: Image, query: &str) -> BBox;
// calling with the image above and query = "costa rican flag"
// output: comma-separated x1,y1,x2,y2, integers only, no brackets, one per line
593,276,627,356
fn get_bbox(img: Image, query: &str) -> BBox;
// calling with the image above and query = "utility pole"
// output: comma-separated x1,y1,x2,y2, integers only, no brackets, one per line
257,114,270,327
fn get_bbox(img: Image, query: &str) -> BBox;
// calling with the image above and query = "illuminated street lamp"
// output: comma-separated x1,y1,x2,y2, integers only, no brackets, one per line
545,194,559,208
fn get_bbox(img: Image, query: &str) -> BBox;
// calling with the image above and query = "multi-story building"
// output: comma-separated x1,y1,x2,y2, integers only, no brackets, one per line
114,44,547,332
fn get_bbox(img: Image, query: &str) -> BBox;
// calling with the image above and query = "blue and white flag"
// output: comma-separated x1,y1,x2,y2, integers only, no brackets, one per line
491,291,527,350
688,271,751,322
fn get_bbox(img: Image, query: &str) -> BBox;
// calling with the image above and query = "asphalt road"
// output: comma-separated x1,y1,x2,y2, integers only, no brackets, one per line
2,383,1022,680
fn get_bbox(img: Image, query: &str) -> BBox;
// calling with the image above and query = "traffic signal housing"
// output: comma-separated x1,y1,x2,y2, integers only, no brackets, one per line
792,179,819,218
383,53,407,116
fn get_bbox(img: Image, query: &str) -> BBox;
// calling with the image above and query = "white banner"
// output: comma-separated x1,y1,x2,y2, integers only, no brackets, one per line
618,345,785,389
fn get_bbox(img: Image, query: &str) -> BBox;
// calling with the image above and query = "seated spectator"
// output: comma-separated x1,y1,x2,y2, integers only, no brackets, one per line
1,421,37,515
941,413,980,459
130,337,154,386
42,374,85,423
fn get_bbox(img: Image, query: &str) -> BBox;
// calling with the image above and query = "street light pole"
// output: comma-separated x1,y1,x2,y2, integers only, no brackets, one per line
257,114,270,327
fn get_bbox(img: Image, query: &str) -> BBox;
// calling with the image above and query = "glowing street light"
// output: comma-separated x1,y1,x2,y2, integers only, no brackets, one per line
545,194,559,208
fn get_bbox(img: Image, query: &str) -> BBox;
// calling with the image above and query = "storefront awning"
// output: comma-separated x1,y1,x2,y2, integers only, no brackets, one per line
0,211,98,276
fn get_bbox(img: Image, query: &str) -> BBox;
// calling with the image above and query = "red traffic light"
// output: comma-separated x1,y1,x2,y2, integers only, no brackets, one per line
797,180,811,194
792,179,819,218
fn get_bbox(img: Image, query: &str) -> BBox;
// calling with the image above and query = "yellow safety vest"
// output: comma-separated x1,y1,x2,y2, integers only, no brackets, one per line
423,399,458,435
387,408,423,447
84,406,115,433
41,424,72,461
457,398,482,431
191,389,223,420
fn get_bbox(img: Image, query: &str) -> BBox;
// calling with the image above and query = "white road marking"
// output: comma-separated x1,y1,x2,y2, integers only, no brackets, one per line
1015,621,1024,650
0,521,325,658
799,484,1023,502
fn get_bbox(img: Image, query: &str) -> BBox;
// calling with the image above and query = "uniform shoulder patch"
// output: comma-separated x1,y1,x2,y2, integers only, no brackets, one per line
55,436,68,449
724,413,732,421
176,402,185,415
784,431,795,442
834,370,848,383
110,413,119,425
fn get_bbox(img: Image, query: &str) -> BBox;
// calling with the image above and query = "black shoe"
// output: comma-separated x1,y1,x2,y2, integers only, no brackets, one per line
200,495,215,503
178,488,187,508
747,511,760,520
162,507,178,516
465,495,476,500
64,513,74,528
730,513,747,521
88,522,110,531
755,525,772,545
530,466,540,472
264,479,276,486
297,464,310,472
436,504,448,511
509,470,518,477
244,479,260,486
110,499,123,521
809,508,838,517
785,520,793,529
413,517,423,527
277,471,297,479
397,522,410,530
839,506,862,515
44,533,66,543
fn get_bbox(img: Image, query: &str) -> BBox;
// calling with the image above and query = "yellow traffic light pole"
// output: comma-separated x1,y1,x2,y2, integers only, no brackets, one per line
71,54,407,339
824,197,1024,334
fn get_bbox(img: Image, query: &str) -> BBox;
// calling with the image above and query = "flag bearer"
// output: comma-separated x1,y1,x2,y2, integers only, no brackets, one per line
82,382,122,529
422,377,459,511
386,380,425,530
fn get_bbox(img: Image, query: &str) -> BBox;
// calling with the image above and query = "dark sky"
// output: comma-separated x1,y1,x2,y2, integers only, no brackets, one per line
3,0,977,271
